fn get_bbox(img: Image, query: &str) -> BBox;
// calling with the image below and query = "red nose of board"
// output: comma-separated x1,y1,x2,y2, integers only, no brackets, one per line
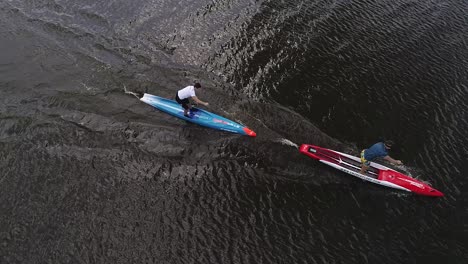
243,127,256,137
427,189,444,197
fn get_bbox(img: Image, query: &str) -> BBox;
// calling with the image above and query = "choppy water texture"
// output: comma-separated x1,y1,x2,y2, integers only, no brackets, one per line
1,0,467,263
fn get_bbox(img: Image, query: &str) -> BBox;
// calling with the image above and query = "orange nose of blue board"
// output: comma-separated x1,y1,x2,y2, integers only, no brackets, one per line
243,127,256,137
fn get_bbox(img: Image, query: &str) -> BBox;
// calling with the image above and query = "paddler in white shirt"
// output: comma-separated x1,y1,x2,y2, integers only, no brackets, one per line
175,82,209,118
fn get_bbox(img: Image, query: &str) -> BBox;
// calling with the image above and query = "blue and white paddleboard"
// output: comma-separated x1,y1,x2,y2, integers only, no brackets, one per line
140,93,256,137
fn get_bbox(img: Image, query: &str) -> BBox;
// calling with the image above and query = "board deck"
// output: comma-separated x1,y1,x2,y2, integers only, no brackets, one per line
140,93,256,137
299,144,444,197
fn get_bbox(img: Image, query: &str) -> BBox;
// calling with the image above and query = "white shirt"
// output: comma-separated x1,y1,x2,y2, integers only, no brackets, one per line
177,86,196,100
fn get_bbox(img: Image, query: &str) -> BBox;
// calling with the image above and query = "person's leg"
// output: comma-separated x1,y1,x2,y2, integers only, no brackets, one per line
182,98,191,117
176,93,185,110
176,95,190,117
360,164,369,175
360,150,369,175
183,105,190,117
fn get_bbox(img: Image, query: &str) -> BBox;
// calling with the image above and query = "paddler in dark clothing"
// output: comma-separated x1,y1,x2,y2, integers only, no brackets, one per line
360,140,403,174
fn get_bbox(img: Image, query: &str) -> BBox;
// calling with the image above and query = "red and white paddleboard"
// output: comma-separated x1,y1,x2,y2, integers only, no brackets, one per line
299,144,443,197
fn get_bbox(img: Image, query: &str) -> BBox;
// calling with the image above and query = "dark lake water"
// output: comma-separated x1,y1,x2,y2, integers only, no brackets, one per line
1,0,467,263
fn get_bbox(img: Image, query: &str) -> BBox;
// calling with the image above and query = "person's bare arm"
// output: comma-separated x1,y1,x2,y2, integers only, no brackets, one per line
383,155,402,165
192,96,209,106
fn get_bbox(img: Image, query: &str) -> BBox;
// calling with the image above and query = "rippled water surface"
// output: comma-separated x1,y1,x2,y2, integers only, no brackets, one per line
1,0,467,263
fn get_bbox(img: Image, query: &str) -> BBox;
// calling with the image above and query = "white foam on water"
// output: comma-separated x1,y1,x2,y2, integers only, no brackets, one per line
123,85,140,99
276,138,299,148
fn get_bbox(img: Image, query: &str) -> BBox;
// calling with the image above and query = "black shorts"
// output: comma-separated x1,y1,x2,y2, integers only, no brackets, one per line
175,93,190,110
